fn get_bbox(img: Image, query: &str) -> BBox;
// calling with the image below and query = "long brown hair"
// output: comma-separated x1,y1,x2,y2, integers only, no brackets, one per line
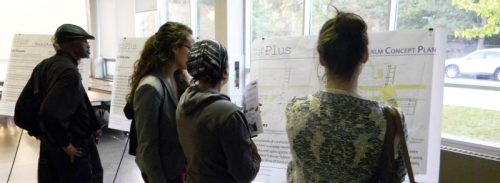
127,22,192,103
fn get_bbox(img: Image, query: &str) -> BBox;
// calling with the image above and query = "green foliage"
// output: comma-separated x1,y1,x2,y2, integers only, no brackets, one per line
311,0,389,33
452,0,500,39
198,0,213,5
252,0,273,40
397,0,481,32
252,0,304,41
251,0,499,41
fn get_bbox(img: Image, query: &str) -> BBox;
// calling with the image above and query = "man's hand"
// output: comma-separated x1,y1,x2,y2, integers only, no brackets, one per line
93,130,102,144
62,144,83,163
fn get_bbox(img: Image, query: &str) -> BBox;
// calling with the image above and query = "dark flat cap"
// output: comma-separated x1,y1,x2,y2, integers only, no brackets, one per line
55,24,94,43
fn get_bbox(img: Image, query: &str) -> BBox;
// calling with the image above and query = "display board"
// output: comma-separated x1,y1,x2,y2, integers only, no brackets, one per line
251,29,445,183
108,37,146,131
0,34,91,116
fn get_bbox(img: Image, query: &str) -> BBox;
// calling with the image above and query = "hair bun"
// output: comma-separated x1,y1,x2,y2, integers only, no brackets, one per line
334,13,366,39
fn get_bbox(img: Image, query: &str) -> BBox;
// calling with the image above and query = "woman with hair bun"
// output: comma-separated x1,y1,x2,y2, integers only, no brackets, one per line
286,11,408,182
176,40,261,183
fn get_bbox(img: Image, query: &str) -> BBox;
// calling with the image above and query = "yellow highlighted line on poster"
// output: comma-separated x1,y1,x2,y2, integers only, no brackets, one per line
360,85,425,101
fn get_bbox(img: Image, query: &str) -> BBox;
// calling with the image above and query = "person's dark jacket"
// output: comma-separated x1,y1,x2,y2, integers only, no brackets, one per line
176,86,261,183
33,51,101,147
133,74,186,182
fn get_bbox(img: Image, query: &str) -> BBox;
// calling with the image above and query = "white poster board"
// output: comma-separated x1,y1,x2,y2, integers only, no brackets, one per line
0,34,91,116
251,29,445,183
108,37,146,131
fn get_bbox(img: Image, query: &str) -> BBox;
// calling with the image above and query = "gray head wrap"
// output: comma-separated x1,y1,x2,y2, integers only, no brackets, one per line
187,40,228,84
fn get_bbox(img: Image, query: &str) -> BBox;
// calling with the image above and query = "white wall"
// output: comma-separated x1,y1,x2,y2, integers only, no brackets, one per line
98,0,117,59
0,0,88,81
116,0,136,45
0,0,88,59
98,0,135,59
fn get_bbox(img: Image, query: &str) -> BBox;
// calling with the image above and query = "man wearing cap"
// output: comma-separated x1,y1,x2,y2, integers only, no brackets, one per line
17,23,103,183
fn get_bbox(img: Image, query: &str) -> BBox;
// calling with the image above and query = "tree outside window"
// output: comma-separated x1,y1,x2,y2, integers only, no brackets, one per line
252,0,304,41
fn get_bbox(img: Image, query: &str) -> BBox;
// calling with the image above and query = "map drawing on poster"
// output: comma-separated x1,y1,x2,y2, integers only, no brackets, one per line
0,34,91,116
108,37,146,131
250,29,445,183
360,62,427,128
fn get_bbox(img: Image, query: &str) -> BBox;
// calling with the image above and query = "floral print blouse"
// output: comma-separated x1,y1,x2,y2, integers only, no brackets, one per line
286,90,406,183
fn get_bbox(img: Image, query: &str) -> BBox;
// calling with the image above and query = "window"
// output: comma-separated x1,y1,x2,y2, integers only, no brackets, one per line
468,51,485,60
135,11,160,37
485,51,500,59
166,0,190,25
103,58,116,80
397,0,500,147
197,0,215,40
251,0,304,41
310,0,390,35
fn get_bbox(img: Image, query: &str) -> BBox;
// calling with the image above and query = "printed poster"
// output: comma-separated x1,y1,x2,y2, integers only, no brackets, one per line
108,37,146,131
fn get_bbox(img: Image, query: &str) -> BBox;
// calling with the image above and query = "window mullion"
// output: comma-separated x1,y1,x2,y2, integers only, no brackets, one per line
303,0,311,35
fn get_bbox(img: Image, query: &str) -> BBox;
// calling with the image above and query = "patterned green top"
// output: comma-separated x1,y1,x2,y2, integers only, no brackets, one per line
286,90,406,183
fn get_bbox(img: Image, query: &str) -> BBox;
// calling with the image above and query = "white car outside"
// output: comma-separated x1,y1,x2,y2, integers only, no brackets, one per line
445,48,500,80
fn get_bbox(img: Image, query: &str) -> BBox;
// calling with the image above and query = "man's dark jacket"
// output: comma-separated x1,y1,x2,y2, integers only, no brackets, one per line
18,50,103,182
32,51,102,146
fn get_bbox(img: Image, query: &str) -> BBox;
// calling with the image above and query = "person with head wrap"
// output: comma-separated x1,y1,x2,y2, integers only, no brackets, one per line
176,40,261,183
127,21,193,183
15,23,103,183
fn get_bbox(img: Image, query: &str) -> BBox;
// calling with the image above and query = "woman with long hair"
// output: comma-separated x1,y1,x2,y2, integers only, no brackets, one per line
286,11,408,182
127,21,193,183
